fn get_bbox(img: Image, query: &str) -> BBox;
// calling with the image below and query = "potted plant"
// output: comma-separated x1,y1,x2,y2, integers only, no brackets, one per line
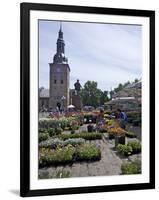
108,127,126,146
87,124,94,132
115,134,125,147
108,132,115,139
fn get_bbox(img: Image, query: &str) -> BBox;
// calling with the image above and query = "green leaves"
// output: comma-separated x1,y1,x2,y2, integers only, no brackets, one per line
39,138,85,148
39,116,82,130
39,145,75,166
80,81,102,107
39,132,49,142
117,144,133,156
121,160,141,174
127,141,141,153
60,132,102,140
76,144,101,161
117,141,141,156
39,143,101,166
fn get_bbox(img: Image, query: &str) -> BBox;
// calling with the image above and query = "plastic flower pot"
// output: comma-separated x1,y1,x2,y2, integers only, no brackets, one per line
87,125,94,132
108,133,114,139
115,135,125,147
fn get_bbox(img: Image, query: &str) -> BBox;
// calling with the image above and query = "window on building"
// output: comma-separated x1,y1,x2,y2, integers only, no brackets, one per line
61,80,63,84
54,80,57,84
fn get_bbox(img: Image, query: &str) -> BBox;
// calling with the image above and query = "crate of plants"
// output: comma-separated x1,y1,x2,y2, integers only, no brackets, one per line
127,141,141,154
58,116,80,130
59,131,103,140
39,118,61,129
107,127,126,144
116,141,141,156
39,143,101,167
75,143,101,162
121,159,141,174
39,138,85,149
39,132,49,142
116,144,133,156
69,120,80,132
73,113,85,126
105,118,115,125
39,144,75,167
98,124,108,133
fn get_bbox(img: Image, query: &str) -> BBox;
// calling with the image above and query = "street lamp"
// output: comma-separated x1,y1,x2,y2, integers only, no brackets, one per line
61,95,66,111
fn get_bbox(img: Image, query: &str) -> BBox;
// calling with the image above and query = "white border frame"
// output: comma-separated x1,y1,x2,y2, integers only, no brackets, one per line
30,10,150,190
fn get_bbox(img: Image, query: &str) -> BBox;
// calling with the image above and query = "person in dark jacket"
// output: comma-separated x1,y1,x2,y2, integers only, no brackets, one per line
117,108,128,129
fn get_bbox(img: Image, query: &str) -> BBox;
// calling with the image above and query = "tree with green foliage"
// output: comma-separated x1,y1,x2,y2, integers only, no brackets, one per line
113,81,131,94
134,78,139,83
100,90,109,105
114,83,123,93
123,81,130,87
109,90,114,99
80,81,102,107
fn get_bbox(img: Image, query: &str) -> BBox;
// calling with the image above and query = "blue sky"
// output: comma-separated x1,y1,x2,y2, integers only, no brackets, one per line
39,20,142,91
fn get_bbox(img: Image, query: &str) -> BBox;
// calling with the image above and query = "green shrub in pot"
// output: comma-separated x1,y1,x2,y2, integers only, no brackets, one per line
127,141,141,153
117,144,133,156
39,132,49,142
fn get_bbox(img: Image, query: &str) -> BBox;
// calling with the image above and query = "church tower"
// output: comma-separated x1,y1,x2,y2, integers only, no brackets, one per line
49,24,70,110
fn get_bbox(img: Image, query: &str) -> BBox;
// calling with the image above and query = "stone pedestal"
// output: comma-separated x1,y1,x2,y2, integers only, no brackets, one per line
72,93,82,110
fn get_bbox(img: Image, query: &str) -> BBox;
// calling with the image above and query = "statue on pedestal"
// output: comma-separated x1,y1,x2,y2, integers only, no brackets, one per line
72,79,82,110
74,79,81,95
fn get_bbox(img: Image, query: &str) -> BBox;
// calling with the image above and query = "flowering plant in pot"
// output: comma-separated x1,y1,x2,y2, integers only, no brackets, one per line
107,126,126,143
